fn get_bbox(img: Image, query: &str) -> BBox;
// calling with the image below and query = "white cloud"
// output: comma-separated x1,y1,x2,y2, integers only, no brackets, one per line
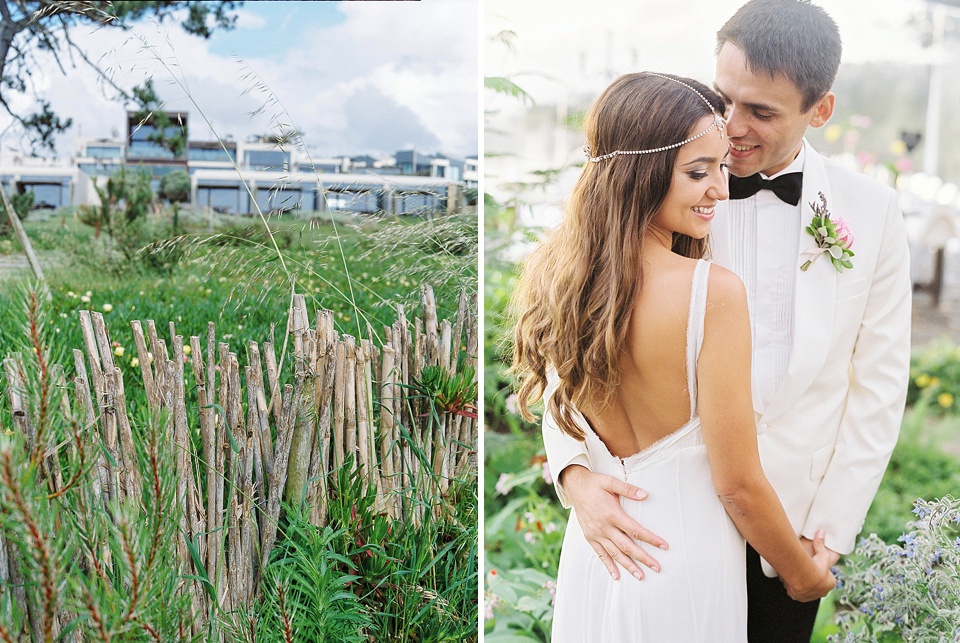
0,0,478,159
231,7,268,31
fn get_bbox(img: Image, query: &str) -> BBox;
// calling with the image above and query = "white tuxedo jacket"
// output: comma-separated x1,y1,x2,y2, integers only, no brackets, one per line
542,140,912,574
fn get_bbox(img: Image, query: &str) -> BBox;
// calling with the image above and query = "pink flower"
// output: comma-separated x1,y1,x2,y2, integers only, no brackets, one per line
894,157,913,174
540,461,553,486
833,218,854,249
543,580,557,605
855,151,876,168
484,595,499,621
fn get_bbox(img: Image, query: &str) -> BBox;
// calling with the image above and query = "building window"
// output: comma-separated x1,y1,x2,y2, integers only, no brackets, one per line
189,147,236,163
197,186,243,214
245,150,289,171
255,186,303,214
395,190,443,215
86,146,122,159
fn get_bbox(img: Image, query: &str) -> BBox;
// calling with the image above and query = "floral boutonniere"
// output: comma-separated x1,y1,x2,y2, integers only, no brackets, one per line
800,192,854,272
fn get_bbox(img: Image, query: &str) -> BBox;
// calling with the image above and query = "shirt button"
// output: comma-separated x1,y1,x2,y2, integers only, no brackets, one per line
757,422,768,433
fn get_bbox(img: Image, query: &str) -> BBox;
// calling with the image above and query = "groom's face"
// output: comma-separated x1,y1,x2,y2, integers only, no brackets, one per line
713,42,831,178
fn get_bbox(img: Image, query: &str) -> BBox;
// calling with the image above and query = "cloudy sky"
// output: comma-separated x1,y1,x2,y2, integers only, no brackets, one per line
2,0,478,160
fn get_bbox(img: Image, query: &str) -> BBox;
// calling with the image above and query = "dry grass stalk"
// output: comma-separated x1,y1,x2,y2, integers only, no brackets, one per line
307,310,336,527
285,295,317,509
332,341,346,473
344,336,358,474
379,346,398,519
263,339,282,427
246,342,269,538
421,285,439,368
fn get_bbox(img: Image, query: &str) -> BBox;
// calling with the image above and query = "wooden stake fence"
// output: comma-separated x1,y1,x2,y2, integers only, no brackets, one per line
2,285,477,637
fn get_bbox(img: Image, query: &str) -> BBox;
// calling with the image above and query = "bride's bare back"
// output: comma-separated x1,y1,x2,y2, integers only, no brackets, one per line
580,249,701,459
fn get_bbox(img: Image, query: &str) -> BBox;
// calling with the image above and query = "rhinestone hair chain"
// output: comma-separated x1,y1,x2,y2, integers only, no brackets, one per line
584,73,726,163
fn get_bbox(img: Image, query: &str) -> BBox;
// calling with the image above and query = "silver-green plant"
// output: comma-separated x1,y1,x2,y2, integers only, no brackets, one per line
830,496,960,642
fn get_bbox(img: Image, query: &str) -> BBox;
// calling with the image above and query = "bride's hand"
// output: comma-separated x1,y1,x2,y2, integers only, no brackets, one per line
560,465,669,581
784,529,837,602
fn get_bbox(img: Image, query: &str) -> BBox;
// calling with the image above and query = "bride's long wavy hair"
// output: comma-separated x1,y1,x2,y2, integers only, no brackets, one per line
512,72,725,440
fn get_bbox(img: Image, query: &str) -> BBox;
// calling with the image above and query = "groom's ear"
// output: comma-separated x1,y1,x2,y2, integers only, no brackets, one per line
808,92,835,129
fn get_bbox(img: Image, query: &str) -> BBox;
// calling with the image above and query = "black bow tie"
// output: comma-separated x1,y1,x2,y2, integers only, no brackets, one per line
729,172,803,206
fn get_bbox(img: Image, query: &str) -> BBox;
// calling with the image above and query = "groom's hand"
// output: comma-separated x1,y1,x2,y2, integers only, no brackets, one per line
800,536,841,567
560,465,669,581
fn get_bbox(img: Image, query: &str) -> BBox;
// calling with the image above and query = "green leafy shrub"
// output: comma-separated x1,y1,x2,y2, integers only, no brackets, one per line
320,461,478,642
159,170,192,235
906,341,960,413
222,509,373,642
0,190,33,234
158,170,191,204
861,395,960,544
484,432,564,642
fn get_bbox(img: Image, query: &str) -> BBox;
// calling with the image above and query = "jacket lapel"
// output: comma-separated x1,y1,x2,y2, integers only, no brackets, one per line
760,140,837,421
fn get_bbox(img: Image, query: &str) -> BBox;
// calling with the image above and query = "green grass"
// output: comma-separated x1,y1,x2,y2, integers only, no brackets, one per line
0,207,479,641
1,210,476,408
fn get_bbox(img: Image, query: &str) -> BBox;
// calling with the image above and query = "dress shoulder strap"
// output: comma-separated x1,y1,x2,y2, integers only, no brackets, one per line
685,259,711,419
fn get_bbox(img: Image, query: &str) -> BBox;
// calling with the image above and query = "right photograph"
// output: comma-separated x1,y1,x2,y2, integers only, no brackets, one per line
483,1,960,641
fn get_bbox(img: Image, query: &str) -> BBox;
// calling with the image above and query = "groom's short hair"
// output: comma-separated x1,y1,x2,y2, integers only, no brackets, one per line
717,0,841,112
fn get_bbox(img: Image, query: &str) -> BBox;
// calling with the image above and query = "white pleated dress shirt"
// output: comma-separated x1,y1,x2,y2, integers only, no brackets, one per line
724,148,805,413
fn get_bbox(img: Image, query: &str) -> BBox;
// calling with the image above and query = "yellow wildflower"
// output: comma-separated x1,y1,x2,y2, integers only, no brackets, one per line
823,124,843,144
939,392,954,409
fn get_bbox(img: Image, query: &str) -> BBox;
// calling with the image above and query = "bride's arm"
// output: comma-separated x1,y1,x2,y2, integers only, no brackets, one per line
697,267,835,601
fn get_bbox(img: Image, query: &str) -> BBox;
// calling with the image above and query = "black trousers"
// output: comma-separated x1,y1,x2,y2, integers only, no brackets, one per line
746,544,821,643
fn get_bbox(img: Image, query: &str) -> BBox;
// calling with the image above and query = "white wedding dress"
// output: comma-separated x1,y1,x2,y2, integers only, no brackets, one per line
551,260,748,642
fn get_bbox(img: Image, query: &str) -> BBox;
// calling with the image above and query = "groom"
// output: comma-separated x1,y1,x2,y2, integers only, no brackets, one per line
542,0,911,640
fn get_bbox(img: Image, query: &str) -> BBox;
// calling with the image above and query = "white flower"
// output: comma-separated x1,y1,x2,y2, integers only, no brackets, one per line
495,473,510,495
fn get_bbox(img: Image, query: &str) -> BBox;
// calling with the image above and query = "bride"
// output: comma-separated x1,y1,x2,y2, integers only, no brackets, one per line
510,72,836,641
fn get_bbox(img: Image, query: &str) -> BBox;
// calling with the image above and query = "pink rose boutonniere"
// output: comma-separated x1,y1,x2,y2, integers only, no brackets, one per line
800,192,855,273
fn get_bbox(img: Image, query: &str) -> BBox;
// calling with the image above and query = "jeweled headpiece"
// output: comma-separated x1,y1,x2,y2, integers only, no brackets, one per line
584,73,726,163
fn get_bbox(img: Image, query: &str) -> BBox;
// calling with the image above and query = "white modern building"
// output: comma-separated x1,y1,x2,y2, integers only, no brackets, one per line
1,111,471,217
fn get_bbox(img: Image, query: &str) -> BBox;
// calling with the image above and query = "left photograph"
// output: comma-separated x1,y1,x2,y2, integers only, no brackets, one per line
0,1,478,640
